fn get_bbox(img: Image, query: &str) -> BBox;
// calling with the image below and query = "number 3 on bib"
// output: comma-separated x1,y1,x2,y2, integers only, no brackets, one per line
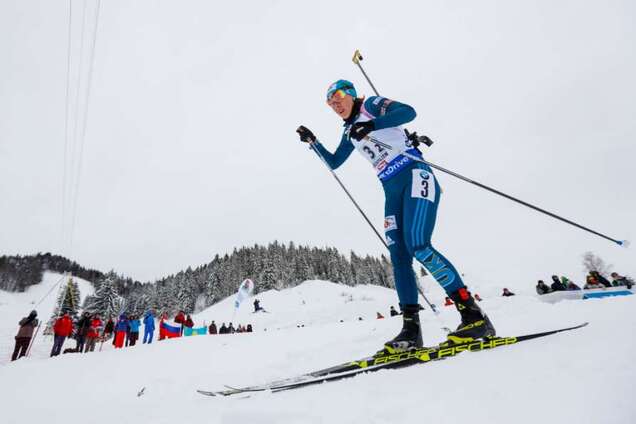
411,169,436,202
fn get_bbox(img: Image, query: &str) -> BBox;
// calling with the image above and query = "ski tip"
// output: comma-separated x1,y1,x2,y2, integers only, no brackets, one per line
617,239,630,248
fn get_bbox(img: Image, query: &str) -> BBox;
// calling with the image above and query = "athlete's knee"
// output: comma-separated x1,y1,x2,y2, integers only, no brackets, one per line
389,243,412,267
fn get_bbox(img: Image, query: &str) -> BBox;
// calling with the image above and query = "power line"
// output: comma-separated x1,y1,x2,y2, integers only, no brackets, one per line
69,0,101,252
61,0,73,255
67,0,88,254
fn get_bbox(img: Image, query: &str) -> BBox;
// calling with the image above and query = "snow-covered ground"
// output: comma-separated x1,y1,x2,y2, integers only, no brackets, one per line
1,274,635,424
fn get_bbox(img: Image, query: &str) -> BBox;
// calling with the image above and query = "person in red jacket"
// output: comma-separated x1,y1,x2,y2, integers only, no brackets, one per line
174,311,186,324
84,315,103,353
50,312,73,357
174,311,186,335
184,315,194,329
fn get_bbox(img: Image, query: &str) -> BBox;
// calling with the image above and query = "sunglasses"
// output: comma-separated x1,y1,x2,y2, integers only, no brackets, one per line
327,89,348,102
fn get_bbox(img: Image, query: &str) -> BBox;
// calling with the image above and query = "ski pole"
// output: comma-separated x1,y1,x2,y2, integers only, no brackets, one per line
309,144,439,314
364,135,628,247
352,50,381,97
25,321,42,357
352,50,433,148
311,144,387,249
352,50,626,246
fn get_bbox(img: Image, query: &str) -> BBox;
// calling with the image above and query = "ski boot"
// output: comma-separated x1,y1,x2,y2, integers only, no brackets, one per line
442,288,496,346
382,304,423,354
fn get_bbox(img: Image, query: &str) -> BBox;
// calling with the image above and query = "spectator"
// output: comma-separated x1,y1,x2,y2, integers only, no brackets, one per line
502,288,515,297
75,311,91,352
584,275,605,290
185,315,194,329
104,317,114,340
610,272,634,289
51,312,73,357
208,320,217,335
174,311,186,324
590,271,612,288
129,315,141,346
228,322,236,334
550,275,567,291
12,310,38,361
246,324,253,333
84,314,103,353
474,293,483,302
143,311,155,344
444,297,454,306
389,306,399,317
376,312,385,319
536,280,552,295
125,323,132,347
561,276,581,291
174,311,186,335
254,299,263,313
219,323,228,334
113,314,129,349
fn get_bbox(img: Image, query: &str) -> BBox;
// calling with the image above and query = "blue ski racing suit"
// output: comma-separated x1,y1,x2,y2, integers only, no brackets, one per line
312,96,466,306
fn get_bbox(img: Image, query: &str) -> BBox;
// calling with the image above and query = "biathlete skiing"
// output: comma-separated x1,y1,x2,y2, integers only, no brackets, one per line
296,80,495,352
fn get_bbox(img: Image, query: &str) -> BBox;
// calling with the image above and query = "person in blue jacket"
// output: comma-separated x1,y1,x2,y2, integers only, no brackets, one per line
128,315,141,346
142,311,155,344
297,80,495,352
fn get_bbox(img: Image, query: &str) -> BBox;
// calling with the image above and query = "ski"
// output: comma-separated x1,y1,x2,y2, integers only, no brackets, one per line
197,322,588,397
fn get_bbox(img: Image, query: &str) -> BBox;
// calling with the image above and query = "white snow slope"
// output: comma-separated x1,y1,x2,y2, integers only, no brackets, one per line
1,273,635,424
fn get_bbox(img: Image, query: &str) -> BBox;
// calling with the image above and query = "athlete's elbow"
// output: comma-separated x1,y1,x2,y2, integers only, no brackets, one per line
405,106,417,122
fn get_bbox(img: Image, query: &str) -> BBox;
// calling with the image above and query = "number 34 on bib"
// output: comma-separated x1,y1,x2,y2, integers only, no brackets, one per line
411,169,437,202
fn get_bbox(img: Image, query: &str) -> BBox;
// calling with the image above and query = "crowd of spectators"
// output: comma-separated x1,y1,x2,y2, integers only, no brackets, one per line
209,321,253,334
536,271,633,294
10,308,255,361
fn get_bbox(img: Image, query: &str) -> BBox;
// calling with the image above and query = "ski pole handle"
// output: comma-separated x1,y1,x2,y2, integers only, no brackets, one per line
352,49,380,96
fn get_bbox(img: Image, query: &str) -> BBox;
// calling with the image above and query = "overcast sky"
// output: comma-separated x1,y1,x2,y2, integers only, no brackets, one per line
1,0,634,292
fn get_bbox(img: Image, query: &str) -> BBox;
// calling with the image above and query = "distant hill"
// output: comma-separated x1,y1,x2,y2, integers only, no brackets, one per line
0,242,394,317
0,252,104,292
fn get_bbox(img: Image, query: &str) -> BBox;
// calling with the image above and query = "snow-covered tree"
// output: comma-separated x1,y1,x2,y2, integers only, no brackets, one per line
84,272,121,319
45,276,81,334
259,252,277,291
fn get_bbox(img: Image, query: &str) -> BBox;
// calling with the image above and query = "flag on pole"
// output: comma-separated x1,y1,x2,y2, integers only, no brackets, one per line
234,278,255,309
160,320,182,338
184,326,208,336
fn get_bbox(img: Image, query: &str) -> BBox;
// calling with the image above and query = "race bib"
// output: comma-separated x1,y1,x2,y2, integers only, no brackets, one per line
411,169,436,202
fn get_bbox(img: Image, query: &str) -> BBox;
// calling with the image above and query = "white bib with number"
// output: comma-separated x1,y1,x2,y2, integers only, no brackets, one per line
348,105,417,181
411,168,436,202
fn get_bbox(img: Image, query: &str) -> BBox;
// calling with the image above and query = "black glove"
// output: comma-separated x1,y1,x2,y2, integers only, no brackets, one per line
296,125,317,144
349,120,375,141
